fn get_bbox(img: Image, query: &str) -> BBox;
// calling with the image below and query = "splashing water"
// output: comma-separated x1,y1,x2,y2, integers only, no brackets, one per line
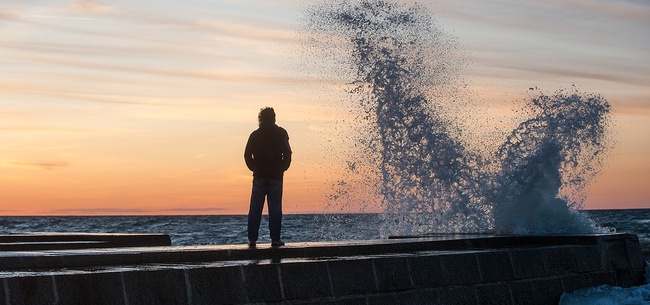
305,0,612,237
490,88,612,234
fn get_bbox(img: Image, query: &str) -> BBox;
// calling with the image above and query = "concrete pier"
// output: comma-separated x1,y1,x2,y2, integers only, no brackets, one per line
0,233,645,305
0,233,171,251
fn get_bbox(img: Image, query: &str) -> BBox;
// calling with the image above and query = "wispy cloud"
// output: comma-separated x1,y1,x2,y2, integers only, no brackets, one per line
10,53,301,86
45,207,227,215
0,126,92,133
158,168,204,179
477,57,649,87
0,80,181,106
3,160,70,170
70,0,116,14
46,208,147,215
0,9,21,21
547,0,650,21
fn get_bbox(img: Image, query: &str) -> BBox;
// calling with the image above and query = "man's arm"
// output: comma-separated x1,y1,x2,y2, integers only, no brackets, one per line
282,131,292,171
244,133,255,172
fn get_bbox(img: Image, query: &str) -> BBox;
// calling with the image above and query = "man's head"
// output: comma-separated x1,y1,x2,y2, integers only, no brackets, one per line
258,107,276,126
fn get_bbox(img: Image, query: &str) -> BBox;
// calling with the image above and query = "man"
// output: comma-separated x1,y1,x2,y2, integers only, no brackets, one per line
244,107,292,248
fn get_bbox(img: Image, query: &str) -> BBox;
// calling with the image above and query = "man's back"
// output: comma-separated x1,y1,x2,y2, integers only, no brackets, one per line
244,124,292,180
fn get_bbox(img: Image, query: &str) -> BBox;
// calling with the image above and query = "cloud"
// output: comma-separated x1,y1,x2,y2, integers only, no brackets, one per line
0,80,179,106
3,160,70,170
46,208,148,215
45,207,228,215
547,0,650,21
158,168,204,179
11,53,296,86
482,59,649,87
0,125,92,133
156,207,228,214
71,0,115,14
0,10,21,21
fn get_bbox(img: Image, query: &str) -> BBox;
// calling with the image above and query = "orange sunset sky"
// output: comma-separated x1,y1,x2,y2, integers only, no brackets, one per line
1,0,649,215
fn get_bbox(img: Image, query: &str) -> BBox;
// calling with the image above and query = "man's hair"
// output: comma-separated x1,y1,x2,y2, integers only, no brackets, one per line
258,107,276,126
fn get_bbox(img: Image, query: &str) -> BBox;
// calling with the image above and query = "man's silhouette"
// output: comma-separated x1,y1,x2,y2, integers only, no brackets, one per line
244,107,292,248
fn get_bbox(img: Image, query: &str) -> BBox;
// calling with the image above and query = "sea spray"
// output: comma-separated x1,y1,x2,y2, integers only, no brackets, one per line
304,0,613,237
490,87,612,234
306,0,489,237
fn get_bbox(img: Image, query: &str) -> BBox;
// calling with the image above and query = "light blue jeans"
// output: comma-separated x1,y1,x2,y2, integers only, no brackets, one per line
247,178,283,242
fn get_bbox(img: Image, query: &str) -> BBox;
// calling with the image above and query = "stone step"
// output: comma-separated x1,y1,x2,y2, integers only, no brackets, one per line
0,233,171,252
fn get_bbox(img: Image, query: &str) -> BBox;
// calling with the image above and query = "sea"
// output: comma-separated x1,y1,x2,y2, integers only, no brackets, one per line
1,209,648,249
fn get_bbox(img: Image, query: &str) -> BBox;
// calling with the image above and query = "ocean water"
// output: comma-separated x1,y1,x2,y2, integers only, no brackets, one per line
0,213,380,246
0,209,647,248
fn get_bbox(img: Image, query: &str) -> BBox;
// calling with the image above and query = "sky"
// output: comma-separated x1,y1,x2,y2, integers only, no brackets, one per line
0,0,648,215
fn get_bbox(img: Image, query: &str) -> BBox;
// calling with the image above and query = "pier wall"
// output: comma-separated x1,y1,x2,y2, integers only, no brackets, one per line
0,233,645,305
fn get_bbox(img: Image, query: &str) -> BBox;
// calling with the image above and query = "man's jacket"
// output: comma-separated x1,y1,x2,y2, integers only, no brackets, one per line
244,124,292,180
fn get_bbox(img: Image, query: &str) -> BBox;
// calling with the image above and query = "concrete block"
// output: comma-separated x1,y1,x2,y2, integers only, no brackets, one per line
437,286,478,305
63,253,142,269
625,239,645,269
508,280,531,305
329,296,369,305
605,242,629,270
328,258,376,296
395,288,439,305
242,263,283,303
0,279,5,305
544,247,577,275
367,292,398,305
302,245,341,258
12,255,65,271
439,252,481,285
0,233,171,250
291,296,366,305
528,278,564,305
141,250,213,264
187,265,247,305
122,269,188,305
5,275,55,305
572,245,601,272
408,254,444,288
476,283,512,305
277,298,322,305
560,273,592,293
55,272,125,305
590,271,616,286
373,257,412,291
280,261,331,300
477,250,514,283
511,278,563,305
615,268,645,288
0,257,27,270
510,248,547,279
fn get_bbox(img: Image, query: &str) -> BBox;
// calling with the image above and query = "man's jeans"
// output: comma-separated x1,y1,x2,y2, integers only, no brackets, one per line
247,178,283,242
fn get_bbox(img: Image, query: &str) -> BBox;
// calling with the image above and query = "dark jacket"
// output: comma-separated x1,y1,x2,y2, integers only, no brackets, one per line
244,124,292,180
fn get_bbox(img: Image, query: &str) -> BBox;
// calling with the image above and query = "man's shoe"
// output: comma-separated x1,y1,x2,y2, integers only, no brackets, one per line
271,240,285,248
248,241,256,248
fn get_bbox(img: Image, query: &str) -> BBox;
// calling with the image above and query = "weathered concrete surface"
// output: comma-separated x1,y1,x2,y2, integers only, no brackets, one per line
0,233,171,251
0,233,645,305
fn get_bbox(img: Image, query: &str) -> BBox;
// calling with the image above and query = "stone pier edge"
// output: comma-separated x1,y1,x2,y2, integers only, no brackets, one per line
0,233,645,305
